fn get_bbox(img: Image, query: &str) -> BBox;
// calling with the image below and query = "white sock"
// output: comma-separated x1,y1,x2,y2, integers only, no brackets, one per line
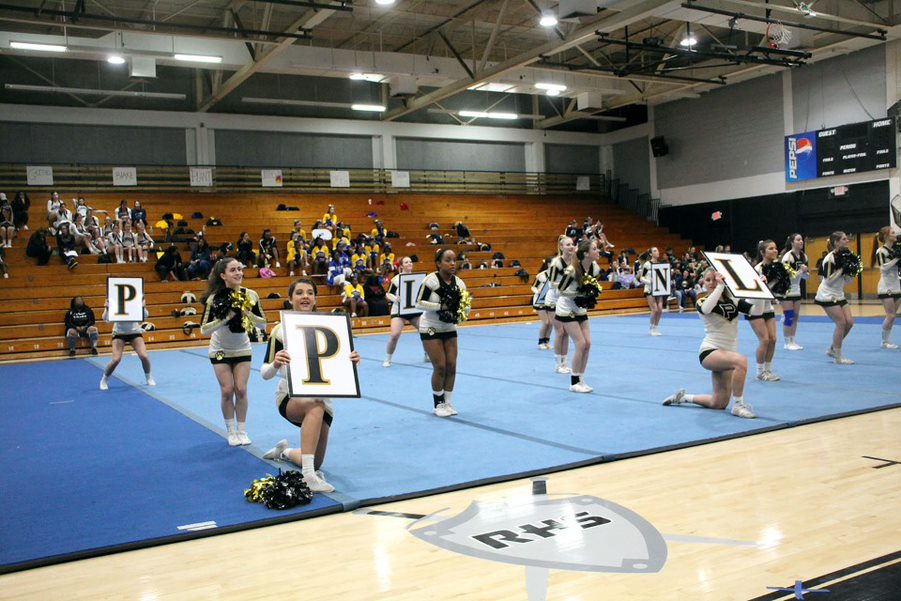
236,420,247,433
757,363,765,375
385,352,393,362
100,375,108,382
225,418,236,433
443,390,454,404
684,394,696,403
733,395,744,404
764,362,772,372
301,454,315,477
883,328,892,343
281,447,294,461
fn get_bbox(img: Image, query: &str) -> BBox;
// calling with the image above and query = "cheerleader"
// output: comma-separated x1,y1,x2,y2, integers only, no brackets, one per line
134,221,154,263
531,258,553,349
555,239,602,393
638,247,664,335
780,233,809,350
548,236,575,374
120,220,137,263
0,204,16,247
872,226,900,349
261,278,361,493
383,256,426,367
99,299,154,390
749,240,781,381
815,231,857,364
662,269,756,418
200,258,267,446
106,221,124,264
416,248,470,417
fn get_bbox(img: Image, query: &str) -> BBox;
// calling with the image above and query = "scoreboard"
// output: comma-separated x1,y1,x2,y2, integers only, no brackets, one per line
785,118,897,182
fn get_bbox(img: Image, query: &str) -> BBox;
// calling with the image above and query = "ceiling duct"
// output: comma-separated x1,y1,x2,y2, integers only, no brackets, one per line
389,76,417,98
129,57,156,78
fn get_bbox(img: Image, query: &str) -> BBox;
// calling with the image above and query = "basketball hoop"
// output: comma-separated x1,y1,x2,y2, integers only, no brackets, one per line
766,21,792,48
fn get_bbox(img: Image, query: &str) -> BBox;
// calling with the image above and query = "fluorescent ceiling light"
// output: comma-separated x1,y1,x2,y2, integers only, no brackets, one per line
10,41,67,53
349,72,384,82
679,35,698,47
539,13,557,27
467,82,515,92
351,104,386,112
458,110,519,120
4,83,184,100
535,82,566,92
375,0,395,4
173,53,222,64
107,55,126,65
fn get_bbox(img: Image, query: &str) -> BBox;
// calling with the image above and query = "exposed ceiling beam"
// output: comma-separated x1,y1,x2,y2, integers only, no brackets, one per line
381,0,677,122
478,0,509,73
717,0,890,28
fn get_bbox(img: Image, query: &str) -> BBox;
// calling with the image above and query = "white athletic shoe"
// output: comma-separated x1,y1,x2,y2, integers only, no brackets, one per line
434,402,454,417
538,343,550,350
731,401,756,419
263,439,289,460
569,382,592,393
99,376,109,391
227,431,241,447
236,431,252,446
662,388,688,406
834,355,855,365
649,328,662,336
382,360,391,367
881,341,899,349
303,472,335,493
555,365,572,374
145,375,156,386
444,401,458,416
762,371,781,382
784,342,803,351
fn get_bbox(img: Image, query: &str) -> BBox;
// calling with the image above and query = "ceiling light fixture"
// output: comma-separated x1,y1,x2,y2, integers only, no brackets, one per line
351,104,386,112
349,72,384,82
467,82,516,93
4,83,185,100
535,82,566,92
374,0,396,5
173,53,222,64
679,35,698,47
107,55,126,65
458,110,519,120
539,12,558,27
10,41,67,53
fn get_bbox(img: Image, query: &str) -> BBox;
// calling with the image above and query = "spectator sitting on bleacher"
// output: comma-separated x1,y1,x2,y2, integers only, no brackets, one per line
258,228,280,268
135,220,154,263
364,272,389,316
310,238,330,275
56,222,79,270
459,253,472,270
131,200,148,227
121,218,138,263
380,242,395,267
65,296,99,357
352,256,368,277
326,253,350,287
379,255,397,278
322,204,338,233
50,202,74,236
155,245,188,281
286,232,307,277
427,231,444,245
235,232,256,267
371,219,386,241
0,245,7,278
46,191,62,228
106,220,125,263
342,273,368,318
70,213,92,254
26,228,52,265
12,191,30,232
74,197,89,219
116,199,131,223
614,264,639,289
187,238,214,280
564,219,581,240
0,204,16,248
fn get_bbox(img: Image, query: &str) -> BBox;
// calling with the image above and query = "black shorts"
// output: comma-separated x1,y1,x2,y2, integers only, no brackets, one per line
209,354,252,366
746,311,776,321
877,292,901,299
278,395,334,428
699,348,716,365
393,314,420,324
556,314,588,323
419,329,457,341
815,299,848,308
112,333,143,344
782,295,802,302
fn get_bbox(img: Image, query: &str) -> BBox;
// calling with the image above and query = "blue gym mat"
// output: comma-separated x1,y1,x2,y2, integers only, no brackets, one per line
1,313,897,573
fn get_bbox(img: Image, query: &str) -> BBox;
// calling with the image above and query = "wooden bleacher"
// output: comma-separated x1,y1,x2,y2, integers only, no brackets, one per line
0,193,690,362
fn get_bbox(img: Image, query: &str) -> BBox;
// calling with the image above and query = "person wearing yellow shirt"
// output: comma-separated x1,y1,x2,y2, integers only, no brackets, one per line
286,232,307,277
342,274,368,317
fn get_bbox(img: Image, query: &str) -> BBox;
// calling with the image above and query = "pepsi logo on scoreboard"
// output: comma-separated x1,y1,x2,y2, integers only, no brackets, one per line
785,132,817,182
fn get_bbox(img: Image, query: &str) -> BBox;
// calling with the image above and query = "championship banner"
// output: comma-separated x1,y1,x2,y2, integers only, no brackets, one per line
281,311,360,398
107,277,144,322
261,169,283,187
189,167,213,187
112,167,137,187
650,263,671,297
26,165,54,186
702,252,774,300
396,272,426,318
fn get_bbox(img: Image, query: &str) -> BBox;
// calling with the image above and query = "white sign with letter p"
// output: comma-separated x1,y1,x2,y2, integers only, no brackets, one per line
107,277,144,322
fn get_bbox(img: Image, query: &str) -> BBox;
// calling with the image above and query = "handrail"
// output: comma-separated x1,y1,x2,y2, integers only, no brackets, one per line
0,164,605,196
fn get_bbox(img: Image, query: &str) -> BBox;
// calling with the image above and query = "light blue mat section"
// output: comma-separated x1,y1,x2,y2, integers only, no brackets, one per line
104,313,899,504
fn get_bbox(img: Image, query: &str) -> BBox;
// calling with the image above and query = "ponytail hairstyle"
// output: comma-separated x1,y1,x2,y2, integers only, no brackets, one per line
826,231,846,253
201,257,238,303
872,225,893,265
572,239,595,283
757,239,775,262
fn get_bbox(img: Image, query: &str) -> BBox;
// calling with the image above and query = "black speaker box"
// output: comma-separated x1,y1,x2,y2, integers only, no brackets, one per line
650,136,669,157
